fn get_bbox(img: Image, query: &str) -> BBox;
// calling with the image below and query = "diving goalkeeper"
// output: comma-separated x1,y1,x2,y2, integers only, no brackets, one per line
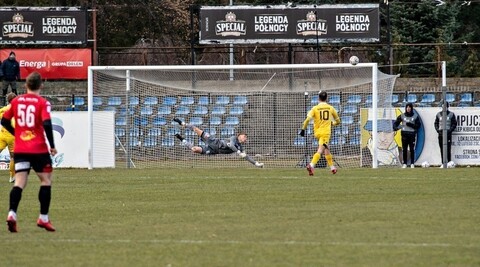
173,118,264,168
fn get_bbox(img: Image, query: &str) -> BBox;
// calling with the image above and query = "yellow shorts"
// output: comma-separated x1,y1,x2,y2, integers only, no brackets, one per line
0,133,14,152
314,132,331,147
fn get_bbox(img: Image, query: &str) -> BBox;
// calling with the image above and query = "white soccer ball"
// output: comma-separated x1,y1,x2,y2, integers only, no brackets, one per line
349,56,359,65
421,161,430,168
447,161,456,168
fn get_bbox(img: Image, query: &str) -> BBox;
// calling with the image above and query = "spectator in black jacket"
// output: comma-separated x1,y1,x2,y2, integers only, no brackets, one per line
1,51,20,100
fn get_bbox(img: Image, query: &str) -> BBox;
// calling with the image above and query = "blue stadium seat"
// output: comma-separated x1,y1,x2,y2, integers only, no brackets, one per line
93,96,103,107
162,96,177,106
180,96,195,105
115,117,127,126
129,96,139,106
334,125,349,135
211,106,226,115
225,116,239,125
365,95,373,107
332,104,341,114
341,115,354,125
293,136,306,146
311,95,319,105
190,117,203,126
152,116,167,126
419,93,436,107
175,106,190,115
129,128,142,137
198,96,210,105
215,96,230,105
147,128,162,136
229,106,244,115
329,95,341,104
161,137,175,147
143,136,158,147
233,95,248,105
167,127,181,136
108,96,122,106
459,93,473,106
331,136,346,145
193,105,208,115
405,94,418,103
185,128,196,136
103,106,117,113
144,96,158,105
391,94,399,104
349,136,360,145
220,126,235,137
445,93,456,104
209,117,222,125
204,127,217,136
74,96,85,106
157,106,172,115
129,137,140,147
140,106,153,115
342,105,357,114
115,128,126,137
347,94,362,104
134,116,149,126
307,125,313,135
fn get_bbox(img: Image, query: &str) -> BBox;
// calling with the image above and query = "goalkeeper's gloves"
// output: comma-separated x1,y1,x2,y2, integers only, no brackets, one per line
237,150,247,158
298,129,305,137
255,162,264,168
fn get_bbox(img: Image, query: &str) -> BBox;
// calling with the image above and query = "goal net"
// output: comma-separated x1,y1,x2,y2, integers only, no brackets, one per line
88,64,398,169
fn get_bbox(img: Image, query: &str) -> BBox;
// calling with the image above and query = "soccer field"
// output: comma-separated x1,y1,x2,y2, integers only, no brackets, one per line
1,167,479,266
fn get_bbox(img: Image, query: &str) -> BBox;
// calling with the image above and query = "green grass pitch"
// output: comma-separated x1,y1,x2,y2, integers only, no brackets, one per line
1,167,479,266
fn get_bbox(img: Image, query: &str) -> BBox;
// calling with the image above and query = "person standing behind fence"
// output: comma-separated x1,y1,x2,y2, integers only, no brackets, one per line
434,102,457,167
1,51,20,103
393,102,421,168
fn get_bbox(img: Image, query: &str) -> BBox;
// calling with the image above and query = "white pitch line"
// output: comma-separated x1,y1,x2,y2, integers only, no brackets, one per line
2,238,477,248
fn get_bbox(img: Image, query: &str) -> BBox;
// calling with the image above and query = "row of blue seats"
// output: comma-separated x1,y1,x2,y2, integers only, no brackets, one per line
116,126,235,138
115,116,240,127
74,95,248,107
311,92,477,107
104,105,245,116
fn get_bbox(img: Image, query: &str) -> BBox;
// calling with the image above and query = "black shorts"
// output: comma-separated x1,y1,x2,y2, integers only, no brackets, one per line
14,153,53,173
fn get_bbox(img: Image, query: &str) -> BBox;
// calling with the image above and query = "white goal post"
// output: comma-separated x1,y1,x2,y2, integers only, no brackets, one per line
87,63,397,169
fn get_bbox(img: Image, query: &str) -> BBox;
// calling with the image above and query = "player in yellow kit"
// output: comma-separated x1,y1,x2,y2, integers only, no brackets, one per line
298,91,341,176
0,93,16,182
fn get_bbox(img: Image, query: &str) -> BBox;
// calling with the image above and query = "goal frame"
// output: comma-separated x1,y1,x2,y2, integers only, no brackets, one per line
87,63,381,169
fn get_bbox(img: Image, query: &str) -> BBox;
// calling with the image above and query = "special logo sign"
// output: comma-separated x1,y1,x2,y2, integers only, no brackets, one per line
3,13,34,38
0,7,86,45
215,12,246,37
200,4,379,44
296,11,327,36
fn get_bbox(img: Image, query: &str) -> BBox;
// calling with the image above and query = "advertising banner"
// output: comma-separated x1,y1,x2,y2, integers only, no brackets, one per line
0,111,115,168
199,4,379,44
0,48,91,80
0,7,87,45
361,107,480,167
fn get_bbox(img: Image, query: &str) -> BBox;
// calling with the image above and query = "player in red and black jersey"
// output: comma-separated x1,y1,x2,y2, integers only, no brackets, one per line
1,72,57,233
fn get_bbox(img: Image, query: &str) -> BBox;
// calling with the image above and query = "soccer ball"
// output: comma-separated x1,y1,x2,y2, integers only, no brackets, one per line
421,161,430,168
447,161,456,168
349,56,359,65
